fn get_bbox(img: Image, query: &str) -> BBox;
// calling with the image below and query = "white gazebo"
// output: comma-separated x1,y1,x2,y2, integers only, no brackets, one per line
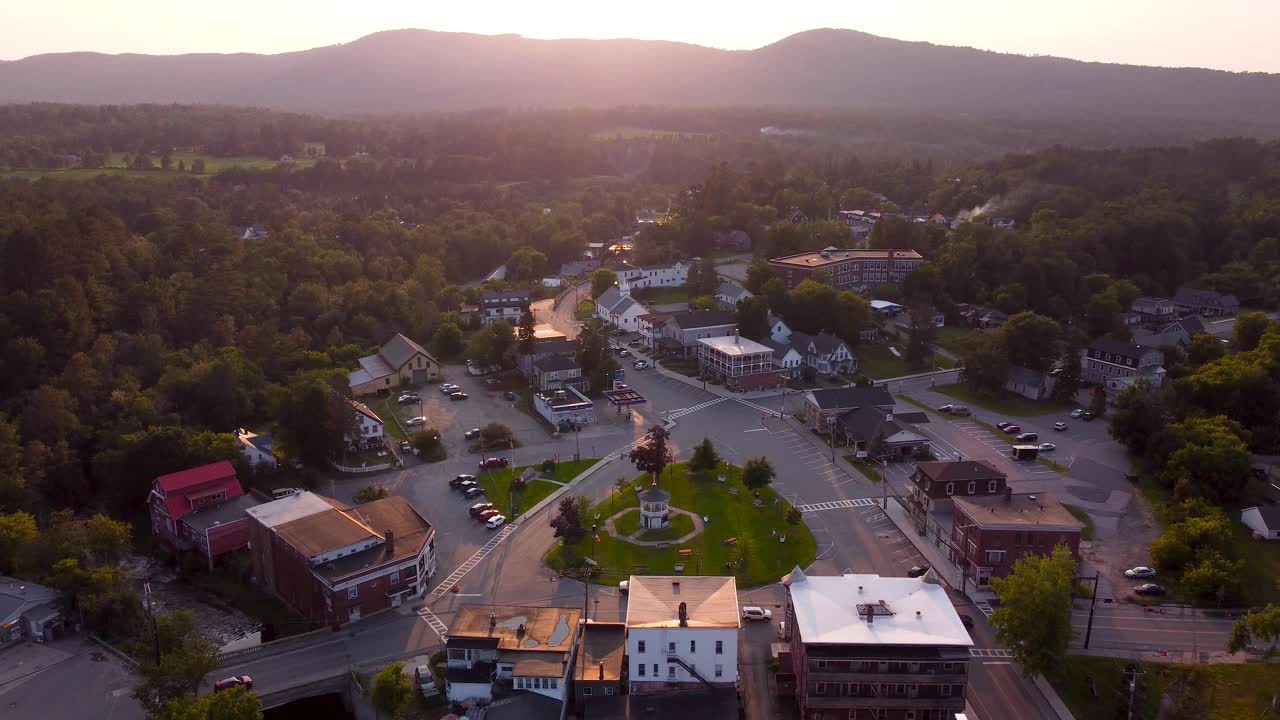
638,481,671,530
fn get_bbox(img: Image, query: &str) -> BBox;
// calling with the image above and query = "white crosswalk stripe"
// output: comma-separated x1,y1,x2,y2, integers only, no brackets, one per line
976,601,995,618
417,607,449,639
735,398,777,416
796,498,878,513
429,524,518,599
667,396,729,420
969,648,1012,658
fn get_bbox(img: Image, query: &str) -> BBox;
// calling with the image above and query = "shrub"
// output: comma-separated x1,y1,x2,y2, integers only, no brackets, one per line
353,485,388,504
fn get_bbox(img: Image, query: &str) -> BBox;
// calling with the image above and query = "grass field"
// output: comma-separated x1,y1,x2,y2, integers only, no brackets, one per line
614,509,642,536
637,513,696,542
934,326,985,354
631,285,690,305
934,382,1074,417
845,459,883,483
478,458,598,517
575,299,595,321
547,463,815,587
857,343,955,380
2,151,316,180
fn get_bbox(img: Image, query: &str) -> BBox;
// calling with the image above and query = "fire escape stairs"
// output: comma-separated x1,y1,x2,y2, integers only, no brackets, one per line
665,653,713,689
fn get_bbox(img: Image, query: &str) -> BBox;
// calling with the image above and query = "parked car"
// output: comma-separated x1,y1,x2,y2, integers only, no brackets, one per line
406,416,427,427
464,428,481,440
633,360,649,370
271,487,302,500
950,406,971,417
613,329,627,336
397,394,421,404
450,474,476,488
214,676,253,692
504,391,517,401
479,457,510,469
907,565,930,578
617,348,630,357
1038,443,1056,452
468,502,496,517
996,421,1011,429
1133,583,1167,597
741,606,772,622
439,383,460,394
484,378,499,387
1053,422,1068,431
1070,408,1084,418
1081,411,1095,421
476,509,501,522
463,486,485,499
1015,432,1039,442
1003,425,1022,434
449,391,469,401
937,404,954,413
453,480,478,491
485,515,507,529
618,580,629,592
399,440,413,453
1124,567,1157,579
414,665,438,698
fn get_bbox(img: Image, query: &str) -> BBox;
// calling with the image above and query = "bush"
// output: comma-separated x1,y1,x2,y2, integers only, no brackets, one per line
411,428,446,462
481,422,514,449
354,485,388,504
541,459,556,472
786,507,803,525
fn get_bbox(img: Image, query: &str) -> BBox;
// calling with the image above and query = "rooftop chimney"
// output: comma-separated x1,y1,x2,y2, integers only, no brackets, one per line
489,613,497,629
598,662,605,680
734,329,740,345
678,601,688,627
385,529,394,555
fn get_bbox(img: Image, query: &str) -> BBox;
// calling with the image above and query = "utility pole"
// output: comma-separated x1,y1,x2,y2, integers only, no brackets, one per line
143,582,161,666
1083,573,1100,649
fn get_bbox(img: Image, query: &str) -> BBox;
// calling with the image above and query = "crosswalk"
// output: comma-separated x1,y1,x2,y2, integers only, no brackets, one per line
667,396,728,420
735,397,777,416
417,607,449,639
797,498,879,513
976,601,995,618
970,648,1012,658
428,524,518,599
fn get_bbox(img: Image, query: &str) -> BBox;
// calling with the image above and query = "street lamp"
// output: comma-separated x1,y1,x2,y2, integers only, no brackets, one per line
591,523,599,561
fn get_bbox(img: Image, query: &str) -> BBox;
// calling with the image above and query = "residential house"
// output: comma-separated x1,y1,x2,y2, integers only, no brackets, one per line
836,407,930,459
1084,338,1165,400
1118,311,1143,327
542,277,562,288
769,249,924,291
346,400,385,451
790,332,857,376
636,209,659,226
348,333,441,396
905,461,1008,525
1241,506,1280,540
586,242,607,259
1005,366,1056,401
246,491,437,625
236,428,276,468
615,260,688,289
716,280,752,310
532,354,583,392
241,224,269,241
1172,287,1239,318
0,577,64,648
1130,297,1177,323
655,310,738,359
516,338,578,379
459,304,480,326
802,386,895,434
572,621,626,708
950,491,1084,589
769,315,794,343
782,568,972,720
636,312,673,353
870,300,904,317
594,285,649,331
625,576,740,693
990,217,1016,231
148,461,258,569
837,210,885,240
697,334,782,391
712,229,752,252
480,291,530,326
444,604,582,707
762,337,803,377
787,209,810,224
1133,316,1207,349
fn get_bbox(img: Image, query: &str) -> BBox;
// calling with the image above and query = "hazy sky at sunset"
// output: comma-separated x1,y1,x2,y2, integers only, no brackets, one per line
4,0,1277,73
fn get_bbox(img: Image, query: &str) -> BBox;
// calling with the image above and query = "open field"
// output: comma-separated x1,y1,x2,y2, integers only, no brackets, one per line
478,458,598,517
1048,655,1280,720
934,382,1074,417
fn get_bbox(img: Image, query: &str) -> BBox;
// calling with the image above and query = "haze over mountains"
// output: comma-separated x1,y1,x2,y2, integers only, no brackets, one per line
2,28,1279,137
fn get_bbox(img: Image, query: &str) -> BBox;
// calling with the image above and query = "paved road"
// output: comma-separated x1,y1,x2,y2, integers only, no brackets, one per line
0,639,144,720
530,282,587,340
1070,603,1235,657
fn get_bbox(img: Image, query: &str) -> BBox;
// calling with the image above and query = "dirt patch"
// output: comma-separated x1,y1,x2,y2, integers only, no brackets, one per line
1080,496,1160,596
122,555,260,648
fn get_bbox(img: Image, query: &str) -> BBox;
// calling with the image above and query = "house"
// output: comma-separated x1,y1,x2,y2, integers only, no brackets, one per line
1130,297,1177,323
542,277,562,288
0,577,64,648
787,209,810,224
236,428,276,468
1241,506,1280,540
950,491,1084,589
870,300,904,317
615,260,688,289
516,338,578,379
837,210,884,237
586,242,607,259
573,621,626,708
348,333,441,396
769,249,924,291
346,400,385,451
1084,338,1165,400
762,338,803,376
1118,311,1143,327
636,209,659,226
560,260,600,278
594,285,649,331
790,332,856,376
802,386,895,434
905,460,1008,523
769,315,793,343
835,406,931,460
444,604,582,707
625,575,740,693
636,312,673,353
241,224,269,241
1005,366,1056,401
532,354,583,392
697,334,782,391
712,228,752,252
716,280,752,310
990,217,1016,231
533,385,597,428
459,304,480,325
148,461,258,569
1172,287,1239,318
246,491,437,625
781,568,972,720
655,310,738,359
480,291,530,326
1134,316,1207,349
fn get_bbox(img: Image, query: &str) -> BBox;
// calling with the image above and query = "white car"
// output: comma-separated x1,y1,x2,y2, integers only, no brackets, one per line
406,416,427,426
633,360,649,370
439,383,460,394
618,580,629,592
1070,408,1084,418
1038,443,1056,452
485,515,507,530
741,606,772,622
1124,566,1157,579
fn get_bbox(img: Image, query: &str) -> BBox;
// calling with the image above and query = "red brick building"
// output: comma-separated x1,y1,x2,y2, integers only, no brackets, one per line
768,248,924,291
148,461,258,569
905,460,1008,523
949,492,1084,590
246,491,436,625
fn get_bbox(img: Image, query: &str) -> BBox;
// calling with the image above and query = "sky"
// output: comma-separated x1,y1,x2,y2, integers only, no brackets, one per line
4,0,1277,73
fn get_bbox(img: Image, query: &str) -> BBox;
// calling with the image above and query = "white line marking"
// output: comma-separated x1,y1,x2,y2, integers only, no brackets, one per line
796,498,877,513
417,607,449,638
429,524,518,599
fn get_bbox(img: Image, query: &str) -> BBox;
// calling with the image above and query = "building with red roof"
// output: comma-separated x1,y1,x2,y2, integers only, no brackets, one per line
148,461,258,569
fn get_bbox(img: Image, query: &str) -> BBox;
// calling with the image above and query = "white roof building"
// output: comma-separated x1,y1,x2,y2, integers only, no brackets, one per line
785,570,972,648
624,576,740,691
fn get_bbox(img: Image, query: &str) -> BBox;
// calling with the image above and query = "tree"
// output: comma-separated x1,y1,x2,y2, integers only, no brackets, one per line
518,311,537,356
466,320,514,367
133,611,222,719
989,545,1076,678
1107,379,1167,456
1001,312,1062,373
687,437,721,475
432,322,463,358
629,425,672,479
688,258,719,298
1088,385,1107,419
1231,310,1270,352
1227,604,1280,654
744,260,777,294
479,423,514,450
742,456,776,490
688,295,719,311
190,157,206,173
958,333,1009,392
0,511,37,573
410,428,444,460
904,304,936,370
550,495,585,544
576,324,619,396
831,292,873,347
1157,415,1252,502
273,371,357,468
507,247,548,282
157,686,262,720
353,485,389,504
371,662,413,718
1050,335,1084,403
786,280,837,334
591,269,618,299
735,296,770,341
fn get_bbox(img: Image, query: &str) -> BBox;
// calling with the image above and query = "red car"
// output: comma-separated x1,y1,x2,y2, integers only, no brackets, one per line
1002,425,1022,434
479,457,509,470
214,675,253,692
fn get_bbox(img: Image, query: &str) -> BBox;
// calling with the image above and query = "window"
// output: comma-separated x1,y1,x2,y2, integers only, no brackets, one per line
715,664,723,678
653,664,658,677
967,481,975,494
606,687,616,696
638,664,645,677
906,712,917,720
550,679,557,689
516,678,523,689
986,549,1005,564
895,683,906,696
715,640,723,655
583,687,592,697
390,570,400,584
347,586,358,600
668,641,676,654
637,640,646,653
945,482,954,495
941,684,952,697
988,480,998,493
690,640,696,654
815,682,827,696
668,666,676,679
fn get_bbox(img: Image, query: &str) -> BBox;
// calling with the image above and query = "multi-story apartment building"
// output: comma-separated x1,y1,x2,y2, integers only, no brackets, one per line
1083,338,1165,400
783,569,973,720
479,290,530,326
625,576,740,693
697,334,782,391
768,249,924,291
615,260,688,289
949,491,1084,589
905,460,1008,522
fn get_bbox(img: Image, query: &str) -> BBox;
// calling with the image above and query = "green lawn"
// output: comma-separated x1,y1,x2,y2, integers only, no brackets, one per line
478,459,598,517
1063,504,1096,541
614,509,642,536
631,285,690,305
845,459,883,483
370,396,409,440
856,343,952,380
575,299,595,321
1234,524,1280,605
934,382,1074,417
934,326,985,354
548,463,816,587
1047,656,1280,720
638,513,696,542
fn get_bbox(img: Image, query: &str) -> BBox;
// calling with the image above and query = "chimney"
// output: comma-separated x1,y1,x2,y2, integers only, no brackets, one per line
385,529,394,555
489,613,497,630
678,601,688,627
734,329,740,345
598,662,605,680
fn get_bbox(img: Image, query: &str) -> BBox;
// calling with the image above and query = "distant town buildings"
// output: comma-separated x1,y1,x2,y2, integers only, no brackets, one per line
768,248,924,291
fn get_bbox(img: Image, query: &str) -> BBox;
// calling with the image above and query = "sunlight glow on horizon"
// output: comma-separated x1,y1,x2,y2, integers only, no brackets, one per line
3,0,1277,74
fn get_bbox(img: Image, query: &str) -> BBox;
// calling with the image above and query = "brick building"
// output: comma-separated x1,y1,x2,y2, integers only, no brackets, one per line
246,491,436,625
768,249,924,291
148,461,259,569
949,491,1084,590
905,461,1008,522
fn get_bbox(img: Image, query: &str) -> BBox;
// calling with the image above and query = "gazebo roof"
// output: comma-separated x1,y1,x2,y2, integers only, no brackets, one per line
639,482,671,503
